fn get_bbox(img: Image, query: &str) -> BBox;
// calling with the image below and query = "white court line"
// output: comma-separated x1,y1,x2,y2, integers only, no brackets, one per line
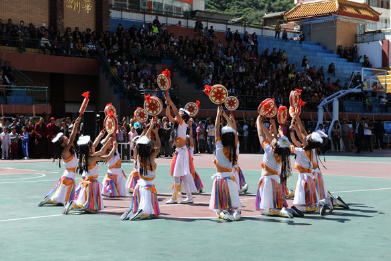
0,179,58,184
1,167,58,173
331,187,391,193
1,187,389,222
0,173,46,182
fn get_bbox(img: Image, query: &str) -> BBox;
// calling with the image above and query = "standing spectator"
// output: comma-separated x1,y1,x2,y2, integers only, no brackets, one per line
9,127,19,159
248,119,257,153
298,31,305,44
21,126,29,159
208,26,216,39
226,28,233,46
206,118,215,154
34,117,47,158
331,120,341,151
364,118,373,152
302,55,309,69
275,21,281,38
341,119,352,152
355,117,364,153
374,120,385,149
2,60,16,84
163,121,172,157
234,30,242,43
243,120,249,152
46,117,59,158
327,61,336,76
1,126,10,159
195,19,203,32
196,121,206,153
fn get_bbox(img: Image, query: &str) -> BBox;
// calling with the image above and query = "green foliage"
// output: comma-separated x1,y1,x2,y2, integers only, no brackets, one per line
205,0,295,24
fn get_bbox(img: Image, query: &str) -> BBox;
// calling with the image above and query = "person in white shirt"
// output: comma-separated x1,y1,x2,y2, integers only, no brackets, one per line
206,118,215,154
364,118,373,152
0,127,10,159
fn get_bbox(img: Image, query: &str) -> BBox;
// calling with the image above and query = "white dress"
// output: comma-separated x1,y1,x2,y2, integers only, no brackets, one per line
102,150,127,196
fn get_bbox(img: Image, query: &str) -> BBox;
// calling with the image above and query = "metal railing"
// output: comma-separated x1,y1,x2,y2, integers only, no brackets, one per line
109,3,300,37
355,32,385,43
97,48,127,99
0,36,98,59
0,57,33,86
0,85,48,105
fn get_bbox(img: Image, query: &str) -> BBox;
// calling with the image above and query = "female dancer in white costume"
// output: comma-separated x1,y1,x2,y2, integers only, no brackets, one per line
255,116,304,218
121,120,161,220
38,117,81,207
209,106,242,221
165,95,194,204
289,115,333,216
101,138,127,197
63,136,117,214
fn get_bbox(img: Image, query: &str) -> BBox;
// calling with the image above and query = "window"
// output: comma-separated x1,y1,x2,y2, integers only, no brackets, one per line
381,0,383,8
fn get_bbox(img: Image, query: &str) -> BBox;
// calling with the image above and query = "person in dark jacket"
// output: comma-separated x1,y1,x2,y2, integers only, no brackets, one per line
355,117,365,153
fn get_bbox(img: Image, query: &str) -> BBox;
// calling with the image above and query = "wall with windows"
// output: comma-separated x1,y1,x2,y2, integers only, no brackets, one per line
140,0,193,15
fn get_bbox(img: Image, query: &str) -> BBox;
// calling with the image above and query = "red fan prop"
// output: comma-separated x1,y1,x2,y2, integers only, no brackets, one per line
225,96,239,111
184,101,200,117
278,106,288,126
205,84,228,105
258,98,276,118
79,91,90,117
157,69,171,95
289,106,301,117
144,95,163,116
105,103,117,116
104,111,118,136
289,90,300,109
134,107,148,123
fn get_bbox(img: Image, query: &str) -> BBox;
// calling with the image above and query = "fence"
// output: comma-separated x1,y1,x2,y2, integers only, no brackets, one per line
0,85,49,105
0,36,98,59
109,4,299,38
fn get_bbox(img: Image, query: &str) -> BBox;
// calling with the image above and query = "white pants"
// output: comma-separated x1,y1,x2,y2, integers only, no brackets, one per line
1,143,9,158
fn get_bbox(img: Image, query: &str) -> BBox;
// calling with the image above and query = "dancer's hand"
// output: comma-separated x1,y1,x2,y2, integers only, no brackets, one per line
217,105,223,115
165,95,172,105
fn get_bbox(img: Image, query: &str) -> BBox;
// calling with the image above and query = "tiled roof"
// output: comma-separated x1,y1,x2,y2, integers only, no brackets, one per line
285,0,381,22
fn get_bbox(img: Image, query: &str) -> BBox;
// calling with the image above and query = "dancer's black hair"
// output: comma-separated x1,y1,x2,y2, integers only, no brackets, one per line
303,135,323,170
137,142,153,176
221,131,237,166
274,143,292,184
52,136,75,168
77,141,92,175
316,137,330,169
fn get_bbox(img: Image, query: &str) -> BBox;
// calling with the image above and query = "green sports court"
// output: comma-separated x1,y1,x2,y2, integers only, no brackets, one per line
1,152,390,261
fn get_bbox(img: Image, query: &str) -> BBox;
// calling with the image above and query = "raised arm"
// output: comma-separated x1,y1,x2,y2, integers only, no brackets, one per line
260,119,274,144
222,111,236,131
144,119,155,139
165,101,175,125
95,135,112,156
165,95,181,122
93,128,106,148
151,125,161,158
257,116,265,145
189,119,194,147
215,105,222,137
294,115,308,137
270,118,278,138
290,124,303,147
92,140,117,162
64,117,81,152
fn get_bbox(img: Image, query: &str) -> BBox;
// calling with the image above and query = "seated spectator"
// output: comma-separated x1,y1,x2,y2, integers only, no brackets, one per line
40,34,51,54
359,55,364,63
364,96,372,112
282,29,288,42
1,60,16,84
176,21,182,27
363,57,371,67
317,66,325,79
327,61,336,76
208,26,216,39
298,31,305,44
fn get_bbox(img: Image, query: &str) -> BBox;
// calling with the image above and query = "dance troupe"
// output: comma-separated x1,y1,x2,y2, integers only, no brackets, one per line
37,84,349,221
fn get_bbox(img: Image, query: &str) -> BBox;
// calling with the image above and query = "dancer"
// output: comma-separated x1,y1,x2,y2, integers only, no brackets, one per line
255,116,303,218
289,116,333,216
209,106,242,221
315,130,349,209
121,120,161,220
38,117,81,207
165,95,194,204
101,137,127,197
172,118,200,194
63,136,117,214
126,126,144,193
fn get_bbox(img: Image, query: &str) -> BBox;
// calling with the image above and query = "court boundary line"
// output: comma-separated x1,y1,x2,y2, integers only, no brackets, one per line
0,173,46,182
